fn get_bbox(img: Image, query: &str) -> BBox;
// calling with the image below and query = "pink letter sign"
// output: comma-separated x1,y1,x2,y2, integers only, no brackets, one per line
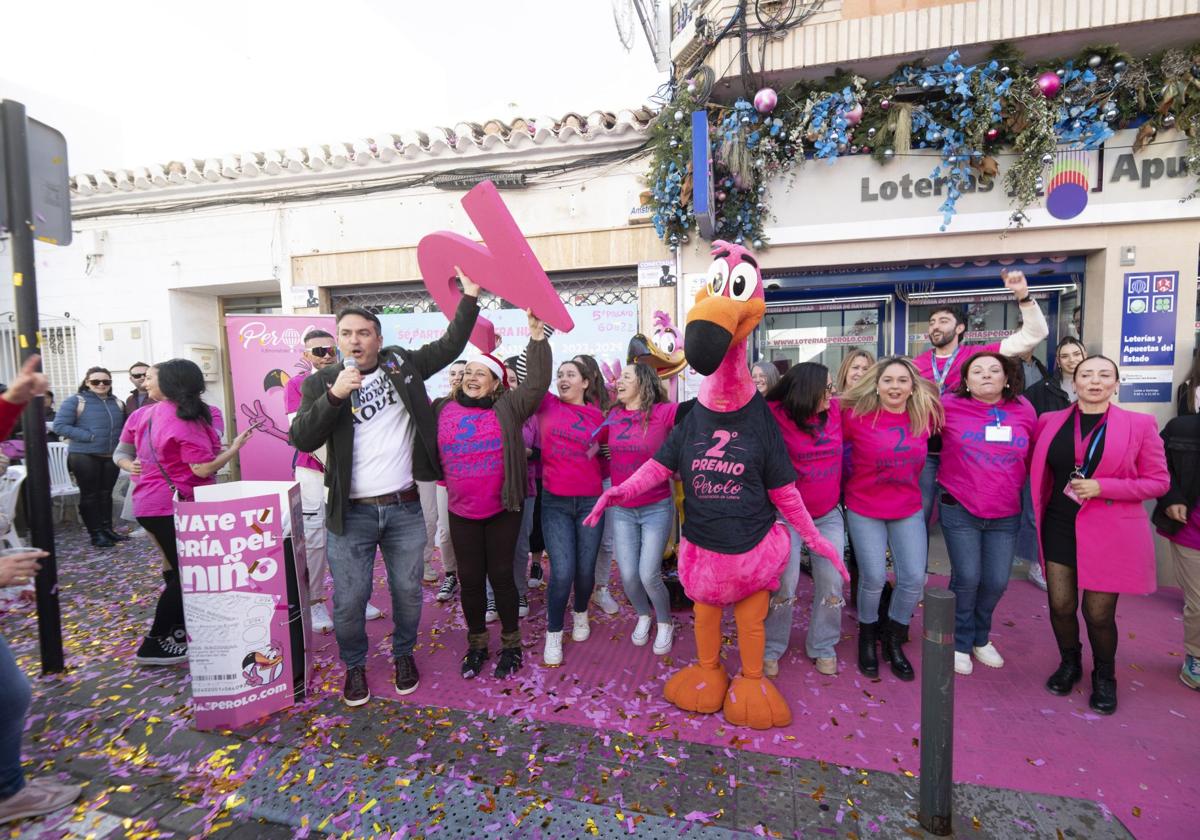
417,179,574,351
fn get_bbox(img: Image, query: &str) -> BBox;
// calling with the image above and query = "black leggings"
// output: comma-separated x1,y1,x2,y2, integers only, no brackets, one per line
68,453,119,532
138,515,186,638
529,479,545,556
449,509,523,645
1046,560,1119,664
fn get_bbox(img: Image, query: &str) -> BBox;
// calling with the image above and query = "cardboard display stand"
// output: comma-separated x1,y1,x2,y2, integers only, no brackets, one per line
177,481,312,730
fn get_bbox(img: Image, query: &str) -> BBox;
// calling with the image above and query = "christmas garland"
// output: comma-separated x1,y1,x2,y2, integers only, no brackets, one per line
647,43,1200,249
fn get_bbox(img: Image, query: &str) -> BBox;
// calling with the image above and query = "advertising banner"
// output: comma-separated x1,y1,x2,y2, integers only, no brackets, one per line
178,483,310,730
225,315,336,480
1118,270,1178,403
378,304,637,395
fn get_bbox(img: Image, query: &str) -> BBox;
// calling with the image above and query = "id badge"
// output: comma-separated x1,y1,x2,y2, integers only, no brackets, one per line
985,425,1013,443
1062,484,1082,504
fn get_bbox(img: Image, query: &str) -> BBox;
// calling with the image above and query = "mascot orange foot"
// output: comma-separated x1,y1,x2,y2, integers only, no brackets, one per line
665,591,791,729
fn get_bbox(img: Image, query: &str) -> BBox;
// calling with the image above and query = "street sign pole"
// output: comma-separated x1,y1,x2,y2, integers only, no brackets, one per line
1,99,63,674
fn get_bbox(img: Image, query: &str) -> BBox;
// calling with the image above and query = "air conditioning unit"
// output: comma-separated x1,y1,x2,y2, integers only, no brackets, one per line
670,1,709,68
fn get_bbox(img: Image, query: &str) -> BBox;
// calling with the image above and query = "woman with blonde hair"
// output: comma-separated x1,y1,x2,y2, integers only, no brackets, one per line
840,357,943,680
835,350,876,394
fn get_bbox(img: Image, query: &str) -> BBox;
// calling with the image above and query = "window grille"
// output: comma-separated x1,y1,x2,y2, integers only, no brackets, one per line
0,314,80,398
329,269,638,315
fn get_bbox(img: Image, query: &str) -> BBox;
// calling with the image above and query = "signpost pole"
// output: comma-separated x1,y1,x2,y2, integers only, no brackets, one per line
1,99,64,673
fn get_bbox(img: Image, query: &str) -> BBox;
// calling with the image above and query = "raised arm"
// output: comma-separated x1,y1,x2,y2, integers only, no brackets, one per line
505,311,552,422
997,270,1049,357
408,272,481,380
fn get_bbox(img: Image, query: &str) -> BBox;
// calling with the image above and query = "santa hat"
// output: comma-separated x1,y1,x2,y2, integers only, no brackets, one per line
464,353,508,389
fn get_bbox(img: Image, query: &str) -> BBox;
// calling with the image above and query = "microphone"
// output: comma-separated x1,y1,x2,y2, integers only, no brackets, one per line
343,357,360,409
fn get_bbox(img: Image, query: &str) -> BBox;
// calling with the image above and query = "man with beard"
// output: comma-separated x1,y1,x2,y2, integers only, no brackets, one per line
913,269,1048,526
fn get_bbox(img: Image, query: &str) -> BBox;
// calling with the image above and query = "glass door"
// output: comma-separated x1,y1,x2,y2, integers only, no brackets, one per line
759,298,889,371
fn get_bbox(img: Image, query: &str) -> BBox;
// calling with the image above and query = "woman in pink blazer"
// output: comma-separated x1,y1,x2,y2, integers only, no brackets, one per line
1030,355,1170,715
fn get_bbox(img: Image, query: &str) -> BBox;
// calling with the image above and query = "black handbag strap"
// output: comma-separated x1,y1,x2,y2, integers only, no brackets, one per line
145,416,180,497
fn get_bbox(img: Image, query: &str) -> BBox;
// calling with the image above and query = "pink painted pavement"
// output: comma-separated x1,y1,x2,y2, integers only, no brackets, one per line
315,561,1198,839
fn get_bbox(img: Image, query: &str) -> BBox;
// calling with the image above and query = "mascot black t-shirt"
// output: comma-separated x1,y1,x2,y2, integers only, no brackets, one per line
655,394,797,555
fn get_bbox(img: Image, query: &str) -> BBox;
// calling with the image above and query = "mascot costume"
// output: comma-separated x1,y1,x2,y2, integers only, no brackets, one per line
588,241,849,730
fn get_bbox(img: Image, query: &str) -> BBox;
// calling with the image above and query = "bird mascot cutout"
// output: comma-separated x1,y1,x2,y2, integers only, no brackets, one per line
587,241,849,729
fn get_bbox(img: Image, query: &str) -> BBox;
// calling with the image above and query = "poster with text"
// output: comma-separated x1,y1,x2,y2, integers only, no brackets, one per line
177,488,306,730
225,315,336,480
378,304,637,398
1119,271,1178,368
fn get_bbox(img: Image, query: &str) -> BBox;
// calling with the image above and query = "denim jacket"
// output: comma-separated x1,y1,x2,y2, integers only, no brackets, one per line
53,391,125,455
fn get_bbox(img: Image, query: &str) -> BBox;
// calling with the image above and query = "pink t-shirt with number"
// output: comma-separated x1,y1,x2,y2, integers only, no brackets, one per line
607,402,680,507
437,401,505,520
122,401,224,517
842,407,929,520
914,342,1002,394
537,394,605,497
769,398,843,518
937,394,1036,519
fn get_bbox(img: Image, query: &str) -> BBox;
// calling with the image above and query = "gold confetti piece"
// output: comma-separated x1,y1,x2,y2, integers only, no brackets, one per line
115,785,132,793
359,798,377,813
1132,807,1142,817
585,817,599,835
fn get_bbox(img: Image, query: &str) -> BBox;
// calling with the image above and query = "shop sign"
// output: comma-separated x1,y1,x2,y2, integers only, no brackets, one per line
1119,369,1174,403
1119,271,1178,367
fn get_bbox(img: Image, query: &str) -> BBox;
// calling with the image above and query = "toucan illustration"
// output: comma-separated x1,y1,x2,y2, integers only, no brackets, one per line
262,369,291,391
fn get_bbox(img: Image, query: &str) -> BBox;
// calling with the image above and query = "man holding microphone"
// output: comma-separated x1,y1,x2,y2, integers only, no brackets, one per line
290,274,481,707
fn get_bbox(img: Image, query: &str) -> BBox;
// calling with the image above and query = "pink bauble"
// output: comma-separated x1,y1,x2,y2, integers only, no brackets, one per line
845,103,863,125
985,127,1000,141
716,190,727,201
1036,71,1062,98
753,87,778,114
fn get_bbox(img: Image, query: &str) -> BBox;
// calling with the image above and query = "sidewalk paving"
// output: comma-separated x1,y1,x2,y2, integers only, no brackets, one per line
3,526,1144,838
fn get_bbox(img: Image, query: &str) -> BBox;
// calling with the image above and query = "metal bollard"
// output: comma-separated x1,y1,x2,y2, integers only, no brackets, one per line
918,588,956,836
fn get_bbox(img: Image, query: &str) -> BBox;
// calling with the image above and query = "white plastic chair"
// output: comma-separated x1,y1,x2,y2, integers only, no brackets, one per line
46,441,80,522
0,464,26,549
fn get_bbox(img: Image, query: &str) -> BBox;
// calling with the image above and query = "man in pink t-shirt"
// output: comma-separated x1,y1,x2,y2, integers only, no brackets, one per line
285,329,359,634
912,269,1049,524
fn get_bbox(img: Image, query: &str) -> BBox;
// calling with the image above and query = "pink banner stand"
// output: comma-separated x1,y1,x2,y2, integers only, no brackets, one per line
178,481,312,730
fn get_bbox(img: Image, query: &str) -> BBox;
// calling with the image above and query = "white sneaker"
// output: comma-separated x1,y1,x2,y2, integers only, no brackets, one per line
592,586,619,615
1027,561,1048,591
631,615,652,646
572,610,590,642
954,651,973,675
365,602,383,621
310,603,333,634
653,622,674,655
543,631,563,665
973,642,1005,669
485,599,499,623
423,563,439,583
518,595,530,618
129,527,149,538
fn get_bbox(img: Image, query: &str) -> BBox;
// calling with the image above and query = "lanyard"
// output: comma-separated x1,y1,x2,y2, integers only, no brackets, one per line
929,346,961,394
1072,408,1108,477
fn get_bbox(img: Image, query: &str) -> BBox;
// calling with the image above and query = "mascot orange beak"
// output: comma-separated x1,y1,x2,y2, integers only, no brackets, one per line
628,334,688,379
684,290,766,376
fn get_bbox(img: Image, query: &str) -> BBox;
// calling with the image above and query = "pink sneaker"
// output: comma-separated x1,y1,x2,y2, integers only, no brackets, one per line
0,777,82,825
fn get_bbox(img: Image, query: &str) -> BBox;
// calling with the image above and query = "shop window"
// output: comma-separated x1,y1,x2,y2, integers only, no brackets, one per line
761,299,887,372
907,291,1060,370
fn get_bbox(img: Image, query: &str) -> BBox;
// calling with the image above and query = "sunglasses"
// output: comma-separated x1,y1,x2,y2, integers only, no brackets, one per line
130,373,146,379
308,346,336,358
88,379,112,386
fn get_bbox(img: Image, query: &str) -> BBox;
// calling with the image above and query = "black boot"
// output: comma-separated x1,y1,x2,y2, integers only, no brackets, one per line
104,526,131,542
1089,661,1118,715
1045,646,1083,696
881,619,915,681
857,621,879,677
90,529,115,548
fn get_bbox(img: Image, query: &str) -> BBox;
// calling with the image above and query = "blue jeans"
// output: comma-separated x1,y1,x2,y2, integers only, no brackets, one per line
1014,480,1038,563
765,508,847,661
846,510,927,626
920,452,940,529
610,498,673,623
541,490,602,633
0,633,31,799
940,497,1019,653
326,499,427,667
486,497,533,601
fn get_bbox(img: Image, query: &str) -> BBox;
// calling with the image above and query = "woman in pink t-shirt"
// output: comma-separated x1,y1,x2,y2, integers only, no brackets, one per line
937,352,1036,677
605,362,679,655
536,359,606,666
113,359,252,667
764,362,845,677
435,313,550,680
841,357,943,681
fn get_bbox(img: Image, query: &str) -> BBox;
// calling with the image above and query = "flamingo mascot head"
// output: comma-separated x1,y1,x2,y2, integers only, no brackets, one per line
685,240,767,412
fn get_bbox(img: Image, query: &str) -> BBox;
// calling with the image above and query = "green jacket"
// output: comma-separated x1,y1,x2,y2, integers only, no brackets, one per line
289,295,479,535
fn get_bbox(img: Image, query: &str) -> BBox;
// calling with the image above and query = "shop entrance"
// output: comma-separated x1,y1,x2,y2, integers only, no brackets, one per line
758,257,1085,374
